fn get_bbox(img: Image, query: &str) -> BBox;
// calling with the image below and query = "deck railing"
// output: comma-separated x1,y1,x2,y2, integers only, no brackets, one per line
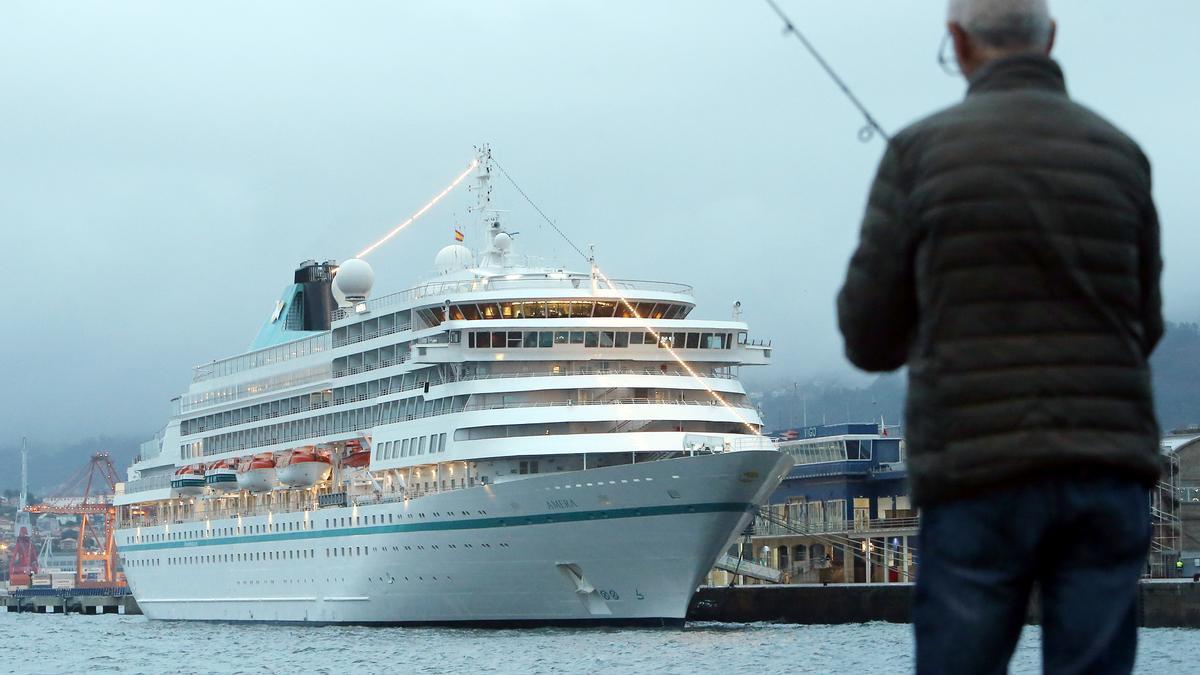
752,514,920,538
191,396,758,456
332,276,695,321
446,367,740,383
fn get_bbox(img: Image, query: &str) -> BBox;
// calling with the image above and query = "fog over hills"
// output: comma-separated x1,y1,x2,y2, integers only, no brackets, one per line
749,321,1200,435
0,435,144,495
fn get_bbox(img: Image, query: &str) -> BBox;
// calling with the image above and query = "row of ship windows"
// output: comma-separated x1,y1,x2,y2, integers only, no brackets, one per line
181,365,329,414
466,330,735,350
182,370,440,438
193,334,331,382
127,550,315,566
437,300,692,322
128,520,315,544
184,395,470,458
126,509,494,545
124,542,515,568
375,433,447,460
780,440,874,464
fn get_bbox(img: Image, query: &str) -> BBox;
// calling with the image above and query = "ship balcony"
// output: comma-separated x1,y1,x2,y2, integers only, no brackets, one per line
438,429,772,466
739,341,771,365
433,371,746,400
439,393,758,429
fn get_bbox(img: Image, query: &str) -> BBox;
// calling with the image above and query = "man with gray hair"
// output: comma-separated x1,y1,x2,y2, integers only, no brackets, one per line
838,0,1162,672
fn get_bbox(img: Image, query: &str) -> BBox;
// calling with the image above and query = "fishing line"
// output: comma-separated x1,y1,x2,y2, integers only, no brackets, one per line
763,0,891,143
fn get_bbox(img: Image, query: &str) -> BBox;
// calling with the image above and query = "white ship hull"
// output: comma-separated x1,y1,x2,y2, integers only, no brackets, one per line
117,450,790,625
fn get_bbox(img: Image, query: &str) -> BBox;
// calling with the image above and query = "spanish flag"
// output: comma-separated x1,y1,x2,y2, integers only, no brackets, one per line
454,228,464,242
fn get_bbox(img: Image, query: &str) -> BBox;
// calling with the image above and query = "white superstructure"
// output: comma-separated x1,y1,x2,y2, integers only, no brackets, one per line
114,147,792,625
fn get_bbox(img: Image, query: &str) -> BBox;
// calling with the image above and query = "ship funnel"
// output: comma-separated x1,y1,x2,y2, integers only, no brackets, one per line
294,260,338,331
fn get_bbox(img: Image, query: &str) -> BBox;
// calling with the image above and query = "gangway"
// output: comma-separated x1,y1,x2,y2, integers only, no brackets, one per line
713,553,783,583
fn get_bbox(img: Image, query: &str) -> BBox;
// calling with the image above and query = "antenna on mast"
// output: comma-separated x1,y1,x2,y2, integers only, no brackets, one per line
589,244,598,293
469,144,495,253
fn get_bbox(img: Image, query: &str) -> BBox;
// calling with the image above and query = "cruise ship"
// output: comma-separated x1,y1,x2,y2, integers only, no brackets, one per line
113,148,792,625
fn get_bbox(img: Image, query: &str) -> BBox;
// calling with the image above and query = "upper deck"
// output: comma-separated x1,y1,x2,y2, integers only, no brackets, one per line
333,272,693,321
188,270,700,387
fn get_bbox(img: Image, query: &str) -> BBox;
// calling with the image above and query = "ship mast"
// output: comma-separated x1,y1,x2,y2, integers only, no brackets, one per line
469,144,495,254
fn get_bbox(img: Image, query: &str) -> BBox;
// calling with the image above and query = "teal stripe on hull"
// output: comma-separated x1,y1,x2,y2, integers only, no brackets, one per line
118,501,754,553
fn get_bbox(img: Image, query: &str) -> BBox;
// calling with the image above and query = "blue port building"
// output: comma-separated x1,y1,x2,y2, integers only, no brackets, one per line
743,423,918,584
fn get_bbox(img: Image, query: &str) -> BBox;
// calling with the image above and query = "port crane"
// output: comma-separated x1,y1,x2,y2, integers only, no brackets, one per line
24,452,122,587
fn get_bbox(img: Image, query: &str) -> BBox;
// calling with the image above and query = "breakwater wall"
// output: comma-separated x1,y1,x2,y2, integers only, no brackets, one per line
687,580,1200,628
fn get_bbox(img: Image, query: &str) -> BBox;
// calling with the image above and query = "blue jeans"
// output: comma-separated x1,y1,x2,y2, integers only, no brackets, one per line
913,474,1150,675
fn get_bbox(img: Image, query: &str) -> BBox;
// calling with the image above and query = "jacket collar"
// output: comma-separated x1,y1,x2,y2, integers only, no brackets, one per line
967,54,1067,96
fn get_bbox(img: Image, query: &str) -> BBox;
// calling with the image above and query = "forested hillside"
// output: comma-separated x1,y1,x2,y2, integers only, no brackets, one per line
755,321,1200,434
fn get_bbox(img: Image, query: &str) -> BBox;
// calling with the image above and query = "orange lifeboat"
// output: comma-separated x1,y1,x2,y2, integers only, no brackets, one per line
171,464,206,495
205,458,239,492
236,453,276,492
277,446,331,487
342,440,371,469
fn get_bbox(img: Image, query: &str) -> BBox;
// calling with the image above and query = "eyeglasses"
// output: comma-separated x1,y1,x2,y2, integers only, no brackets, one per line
938,33,960,76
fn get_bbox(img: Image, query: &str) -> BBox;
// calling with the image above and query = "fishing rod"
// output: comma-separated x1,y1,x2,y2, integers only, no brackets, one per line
763,0,892,143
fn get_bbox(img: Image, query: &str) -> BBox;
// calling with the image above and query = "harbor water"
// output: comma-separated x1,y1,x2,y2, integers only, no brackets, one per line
1,613,1195,673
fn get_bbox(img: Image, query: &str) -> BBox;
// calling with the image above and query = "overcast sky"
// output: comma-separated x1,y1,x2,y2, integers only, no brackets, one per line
2,1,1197,446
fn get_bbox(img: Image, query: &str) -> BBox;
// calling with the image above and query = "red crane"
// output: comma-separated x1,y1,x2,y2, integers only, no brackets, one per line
25,452,122,587
7,525,37,583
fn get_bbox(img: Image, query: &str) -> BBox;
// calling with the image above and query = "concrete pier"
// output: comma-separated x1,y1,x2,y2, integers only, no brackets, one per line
687,580,1200,628
3,588,140,616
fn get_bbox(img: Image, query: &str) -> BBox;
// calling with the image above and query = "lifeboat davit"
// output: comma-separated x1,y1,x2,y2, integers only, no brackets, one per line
343,440,371,469
204,458,239,492
171,464,206,496
277,447,331,487
236,453,277,492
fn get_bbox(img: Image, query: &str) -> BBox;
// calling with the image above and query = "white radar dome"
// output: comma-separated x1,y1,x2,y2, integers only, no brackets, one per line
434,244,475,275
334,258,374,302
493,232,513,251
332,281,348,307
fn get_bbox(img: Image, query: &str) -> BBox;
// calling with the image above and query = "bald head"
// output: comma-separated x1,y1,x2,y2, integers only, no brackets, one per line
947,0,1056,77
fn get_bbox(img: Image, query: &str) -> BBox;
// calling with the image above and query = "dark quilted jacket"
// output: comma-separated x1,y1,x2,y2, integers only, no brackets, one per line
837,55,1163,505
